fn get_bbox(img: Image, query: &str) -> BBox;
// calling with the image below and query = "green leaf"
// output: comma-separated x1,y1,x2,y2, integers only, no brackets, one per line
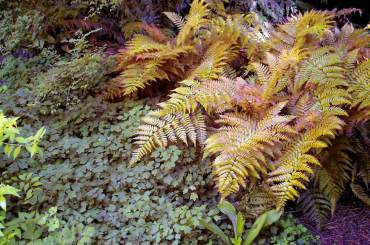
34,127,46,141
0,185,20,197
200,219,229,244
236,212,245,238
244,209,281,245
15,136,32,144
218,200,237,236
190,193,198,201
0,196,6,211
4,144,12,157
13,146,21,159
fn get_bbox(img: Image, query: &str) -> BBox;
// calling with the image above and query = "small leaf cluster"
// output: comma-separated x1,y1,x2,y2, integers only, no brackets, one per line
0,206,94,244
0,112,45,160
271,214,317,245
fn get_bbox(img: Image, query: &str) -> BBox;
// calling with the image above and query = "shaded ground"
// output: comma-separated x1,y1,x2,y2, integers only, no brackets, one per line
302,205,370,244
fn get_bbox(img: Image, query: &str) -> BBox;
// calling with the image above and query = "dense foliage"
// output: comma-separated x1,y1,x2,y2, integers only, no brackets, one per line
0,0,369,244
129,0,369,226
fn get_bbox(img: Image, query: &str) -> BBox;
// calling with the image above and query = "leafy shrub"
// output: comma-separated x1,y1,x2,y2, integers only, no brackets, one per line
0,9,45,53
34,50,114,114
0,49,59,88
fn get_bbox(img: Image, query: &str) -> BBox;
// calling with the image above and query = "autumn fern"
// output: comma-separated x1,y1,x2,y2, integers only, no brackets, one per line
129,10,370,219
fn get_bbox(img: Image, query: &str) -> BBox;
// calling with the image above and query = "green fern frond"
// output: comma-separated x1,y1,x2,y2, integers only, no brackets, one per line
295,48,346,92
297,188,331,229
351,182,370,207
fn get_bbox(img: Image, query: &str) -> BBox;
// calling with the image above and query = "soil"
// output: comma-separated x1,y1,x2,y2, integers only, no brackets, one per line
302,205,370,245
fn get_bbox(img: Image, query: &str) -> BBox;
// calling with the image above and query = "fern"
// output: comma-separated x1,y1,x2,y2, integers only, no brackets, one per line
316,138,352,213
297,189,331,229
268,115,343,208
176,0,210,46
206,102,295,198
163,12,185,30
349,59,370,113
129,110,206,165
105,0,261,100
129,10,370,217
350,183,370,206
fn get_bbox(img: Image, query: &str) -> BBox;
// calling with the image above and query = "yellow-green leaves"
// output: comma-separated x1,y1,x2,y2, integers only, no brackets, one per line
0,112,45,159
0,184,20,211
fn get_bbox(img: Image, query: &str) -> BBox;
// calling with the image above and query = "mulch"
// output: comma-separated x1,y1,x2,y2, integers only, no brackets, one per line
301,205,370,245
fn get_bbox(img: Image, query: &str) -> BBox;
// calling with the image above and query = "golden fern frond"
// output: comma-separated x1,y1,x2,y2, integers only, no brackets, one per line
106,44,195,99
176,0,210,46
294,48,351,117
270,11,333,52
206,102,296,199
259,48,306,101
349,59,370,112
188,41,237,80
155,40,238,116
129,110,206,165
351,182,370,207
125,35,168,56
295,11,333,47
295,48,346,92
163,12,185,30
297,188,331,229
108,60,168,97
316,138,353,213
158,76,247,116
335,24,370,52
268,115,344,208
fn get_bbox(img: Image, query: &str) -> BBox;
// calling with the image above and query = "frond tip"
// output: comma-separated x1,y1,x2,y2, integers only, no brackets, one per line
129,111,206,165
